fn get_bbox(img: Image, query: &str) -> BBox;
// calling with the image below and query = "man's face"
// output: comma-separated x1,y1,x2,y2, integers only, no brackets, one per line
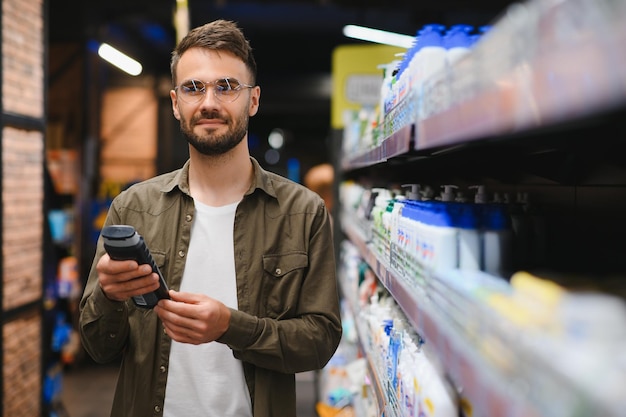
170,48,260,156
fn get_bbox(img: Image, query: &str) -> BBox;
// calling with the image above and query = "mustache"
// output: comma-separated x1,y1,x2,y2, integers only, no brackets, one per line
192,110,228,124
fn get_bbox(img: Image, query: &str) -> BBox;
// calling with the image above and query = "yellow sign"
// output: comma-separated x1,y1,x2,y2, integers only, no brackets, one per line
331,44,406,129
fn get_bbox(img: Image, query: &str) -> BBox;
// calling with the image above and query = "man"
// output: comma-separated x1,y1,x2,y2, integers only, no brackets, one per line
303,163,334,213
79,19,342,417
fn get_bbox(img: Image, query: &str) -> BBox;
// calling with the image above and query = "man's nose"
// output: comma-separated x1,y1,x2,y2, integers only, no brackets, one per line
199,88,220,107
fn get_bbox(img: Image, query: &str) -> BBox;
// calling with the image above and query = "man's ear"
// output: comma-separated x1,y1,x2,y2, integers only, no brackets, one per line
170,90,181,120
249,86,260,117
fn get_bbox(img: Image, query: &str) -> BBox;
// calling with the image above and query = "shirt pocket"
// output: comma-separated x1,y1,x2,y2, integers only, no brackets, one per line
261,252,308,318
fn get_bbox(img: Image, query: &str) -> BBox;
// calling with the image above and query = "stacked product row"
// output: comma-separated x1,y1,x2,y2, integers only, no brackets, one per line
342,23,489,157
325,240,462,417
340,181,548,281
336,0,626,416
338,179,626,417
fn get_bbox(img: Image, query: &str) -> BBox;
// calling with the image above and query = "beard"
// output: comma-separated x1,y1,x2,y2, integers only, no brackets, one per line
180,108,249,156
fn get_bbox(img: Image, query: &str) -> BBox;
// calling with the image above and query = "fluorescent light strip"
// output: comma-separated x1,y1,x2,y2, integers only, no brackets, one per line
98,43,143,76
343,25,414,48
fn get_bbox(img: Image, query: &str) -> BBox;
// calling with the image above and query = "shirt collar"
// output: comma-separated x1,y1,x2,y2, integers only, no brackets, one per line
159,157,278,199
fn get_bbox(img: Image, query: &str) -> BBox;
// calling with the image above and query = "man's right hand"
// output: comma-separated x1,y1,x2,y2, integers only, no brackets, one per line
96,253,160,302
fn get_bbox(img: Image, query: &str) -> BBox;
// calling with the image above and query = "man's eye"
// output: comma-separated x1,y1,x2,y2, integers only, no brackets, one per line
182,81,204,94
215,79,233,92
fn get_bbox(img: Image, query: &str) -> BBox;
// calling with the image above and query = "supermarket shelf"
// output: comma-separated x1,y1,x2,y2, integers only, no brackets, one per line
417,0,626,150
341,0,626,169
341,124,413,171
341,220,509,417
338,1,626,416
340,215,614,417
338,266,391,417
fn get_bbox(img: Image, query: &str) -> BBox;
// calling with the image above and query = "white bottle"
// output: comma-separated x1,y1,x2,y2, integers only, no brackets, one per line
378,60,401,124
412,24,447,123
440,185,480,271
417,24,448,82
444,24,473,67
419,346,459,417
389,195,407,271
371,188,392,257
419,199,458,271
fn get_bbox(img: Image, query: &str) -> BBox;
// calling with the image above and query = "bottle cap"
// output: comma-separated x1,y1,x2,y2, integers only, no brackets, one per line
470,185,489,204
401,183,421,200
439,185,457,202
418,24,445,48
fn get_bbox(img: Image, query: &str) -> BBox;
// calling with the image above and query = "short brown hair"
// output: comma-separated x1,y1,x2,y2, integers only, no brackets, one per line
170,19,257,85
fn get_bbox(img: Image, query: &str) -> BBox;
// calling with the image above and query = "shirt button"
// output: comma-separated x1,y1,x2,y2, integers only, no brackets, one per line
178,250,185,258
275,268,282,275
109,333,116,339
160,365,166,373
186,214,192,222
154,405,161,413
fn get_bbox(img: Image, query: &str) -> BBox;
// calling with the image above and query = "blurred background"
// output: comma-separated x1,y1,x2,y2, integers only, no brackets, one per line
46,0,513,278
48,0,512,175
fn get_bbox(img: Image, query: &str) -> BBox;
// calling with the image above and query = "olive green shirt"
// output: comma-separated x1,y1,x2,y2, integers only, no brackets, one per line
79,157,342,417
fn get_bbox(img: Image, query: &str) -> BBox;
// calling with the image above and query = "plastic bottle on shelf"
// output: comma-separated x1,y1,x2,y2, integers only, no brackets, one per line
378,60,402,124
394,185,421,272
444,24,473,67
471,185,513,278
371,188,392,257
456,204,482,271
419,196,458,271
398,342,418,417
439,185,481,271
397,192,421,280
412,24,447,123
507,191,531,270
417,24,448,82
389,193,407,272
394,50,413,112
416,345,459,417
382,196,397,263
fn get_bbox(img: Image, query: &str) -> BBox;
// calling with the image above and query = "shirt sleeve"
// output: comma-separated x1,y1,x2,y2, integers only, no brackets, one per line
78,205,131,364
79,270,130,363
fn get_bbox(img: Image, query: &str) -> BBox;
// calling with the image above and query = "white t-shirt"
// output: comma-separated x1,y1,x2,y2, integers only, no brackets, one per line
163,200,252,417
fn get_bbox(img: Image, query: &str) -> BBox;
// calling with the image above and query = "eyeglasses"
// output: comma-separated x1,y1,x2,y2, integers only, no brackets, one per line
174,78,255,104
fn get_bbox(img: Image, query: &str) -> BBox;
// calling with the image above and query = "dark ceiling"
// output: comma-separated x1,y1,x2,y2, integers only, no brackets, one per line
49,0,512,76
48,0,515,168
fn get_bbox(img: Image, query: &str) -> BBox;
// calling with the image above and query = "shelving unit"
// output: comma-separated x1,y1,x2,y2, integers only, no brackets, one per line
336,0,626,416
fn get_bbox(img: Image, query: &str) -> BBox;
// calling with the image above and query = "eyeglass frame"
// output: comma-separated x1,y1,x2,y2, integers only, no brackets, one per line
174,77,255,104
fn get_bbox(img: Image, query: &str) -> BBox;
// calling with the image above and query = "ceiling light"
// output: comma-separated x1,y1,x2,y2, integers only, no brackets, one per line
343,25,414,48
97,43,143,76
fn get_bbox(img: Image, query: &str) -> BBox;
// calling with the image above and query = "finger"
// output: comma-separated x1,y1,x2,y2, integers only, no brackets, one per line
157,301,197,328
99,264,154,289
97,254,141,275
100,272,160,301
167,290,206,304
124,273,161,293
162,324,202,345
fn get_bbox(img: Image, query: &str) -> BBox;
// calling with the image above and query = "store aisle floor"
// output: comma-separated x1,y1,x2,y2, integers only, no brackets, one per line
59,362,319,417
